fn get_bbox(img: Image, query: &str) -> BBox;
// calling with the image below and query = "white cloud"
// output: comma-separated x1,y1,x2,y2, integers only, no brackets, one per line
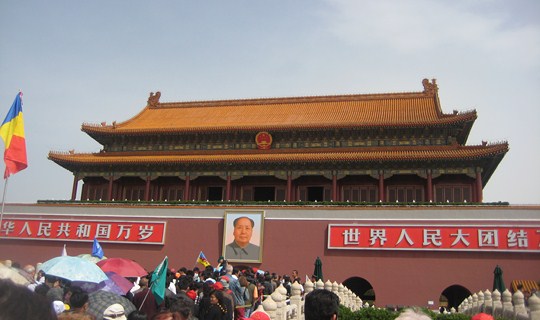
321,0,540,68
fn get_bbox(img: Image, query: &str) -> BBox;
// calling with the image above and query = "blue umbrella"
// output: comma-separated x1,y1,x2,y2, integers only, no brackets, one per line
39,256,108,283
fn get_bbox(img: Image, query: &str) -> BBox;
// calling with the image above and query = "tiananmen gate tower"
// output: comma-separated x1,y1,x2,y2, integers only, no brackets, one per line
2,78,538,310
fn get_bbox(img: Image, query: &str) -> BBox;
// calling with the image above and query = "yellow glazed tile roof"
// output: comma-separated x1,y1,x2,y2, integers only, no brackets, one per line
49,143,508,166
82,83,476,135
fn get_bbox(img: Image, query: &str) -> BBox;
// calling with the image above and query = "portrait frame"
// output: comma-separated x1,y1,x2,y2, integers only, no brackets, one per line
222,210,265,263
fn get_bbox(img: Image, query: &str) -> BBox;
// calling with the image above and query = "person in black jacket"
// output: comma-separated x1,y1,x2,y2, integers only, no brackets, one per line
205,290,228,320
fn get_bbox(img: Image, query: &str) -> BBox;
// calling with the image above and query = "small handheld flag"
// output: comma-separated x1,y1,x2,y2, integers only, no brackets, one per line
0,92,27,179
92,238,104,259
62,244,68,256
197,251,211,267
150,256,168,305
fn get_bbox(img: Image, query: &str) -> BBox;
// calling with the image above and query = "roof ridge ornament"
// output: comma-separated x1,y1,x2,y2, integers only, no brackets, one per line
147,91,161,108
422,78,438,95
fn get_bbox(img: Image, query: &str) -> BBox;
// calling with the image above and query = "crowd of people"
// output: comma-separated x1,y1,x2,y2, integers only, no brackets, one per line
0,257,311,320
0,257,445,320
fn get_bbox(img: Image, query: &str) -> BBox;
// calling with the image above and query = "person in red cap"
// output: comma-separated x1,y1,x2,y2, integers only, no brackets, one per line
212,281,234,320
248,311,270,320
471,313,494,320
203,290,228,320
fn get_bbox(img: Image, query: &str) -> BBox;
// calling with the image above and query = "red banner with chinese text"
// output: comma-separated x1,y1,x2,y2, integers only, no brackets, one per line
328,224,540,252
0,218,166,245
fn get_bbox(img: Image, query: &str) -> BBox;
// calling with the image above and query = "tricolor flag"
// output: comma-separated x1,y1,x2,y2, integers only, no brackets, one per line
197,251,211,267
150,256,168,305
0,92,27,178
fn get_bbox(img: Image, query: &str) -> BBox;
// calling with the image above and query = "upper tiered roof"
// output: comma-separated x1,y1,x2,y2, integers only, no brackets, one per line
81,79,476,139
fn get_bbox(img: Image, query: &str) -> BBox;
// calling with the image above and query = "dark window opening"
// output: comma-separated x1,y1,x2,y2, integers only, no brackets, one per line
254,187,275,201
307,186,324,202
208,187,223,201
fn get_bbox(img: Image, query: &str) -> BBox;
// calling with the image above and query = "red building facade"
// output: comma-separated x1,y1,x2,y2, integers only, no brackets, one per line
1,204,539,309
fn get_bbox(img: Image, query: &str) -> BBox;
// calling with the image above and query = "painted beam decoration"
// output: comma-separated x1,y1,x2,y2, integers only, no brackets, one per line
328,224,540,252
0,218,166,245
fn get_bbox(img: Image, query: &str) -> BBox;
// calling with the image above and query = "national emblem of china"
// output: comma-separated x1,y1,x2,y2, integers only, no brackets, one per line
255,132,273,150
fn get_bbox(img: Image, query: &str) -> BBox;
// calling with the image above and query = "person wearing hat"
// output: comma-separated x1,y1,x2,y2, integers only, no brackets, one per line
247,310,270,320
213,281,234,320
103,303,126,320
206,290,229,320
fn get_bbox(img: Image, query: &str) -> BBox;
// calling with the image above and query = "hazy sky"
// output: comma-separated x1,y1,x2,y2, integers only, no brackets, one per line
1,1,539,204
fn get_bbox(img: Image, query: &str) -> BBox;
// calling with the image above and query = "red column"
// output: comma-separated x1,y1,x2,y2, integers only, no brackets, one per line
378,172,385,202
476,171,483,203
286,173,292,202
71,176,78,201
226,175,231,201
107,176,114,201
145,176,151,201
427,170,433,202
332,173,338,201
184,175,190,201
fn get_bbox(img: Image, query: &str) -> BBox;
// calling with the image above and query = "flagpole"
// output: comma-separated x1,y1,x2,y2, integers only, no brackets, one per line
0,177,9,234
139,255,165,310
138,283,152,311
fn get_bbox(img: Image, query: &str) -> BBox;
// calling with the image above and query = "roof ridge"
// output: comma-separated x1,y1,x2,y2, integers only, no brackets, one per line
155,90,431,109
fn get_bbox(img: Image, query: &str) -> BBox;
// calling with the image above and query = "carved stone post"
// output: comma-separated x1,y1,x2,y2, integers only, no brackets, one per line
502,289,513,319
529,294,540,320
483,290,493,314
338,283,345,305
477,291,485,312
355,296,363,311
492,289,502,318
271,290,285,320
262,295,277,320
324,280,332,292
290,282,303,320
347,289,353,309
513,290,528,319
471,293,479,315
331,281,338,294
316,279,324,290
304,279,314,294
467,295,474,315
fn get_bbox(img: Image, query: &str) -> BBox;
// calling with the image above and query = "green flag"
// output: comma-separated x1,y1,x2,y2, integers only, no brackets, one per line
151,256,168,305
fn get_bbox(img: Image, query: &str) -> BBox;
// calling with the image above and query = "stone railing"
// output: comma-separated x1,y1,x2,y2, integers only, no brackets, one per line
458,289,540,320
259,279,364,320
